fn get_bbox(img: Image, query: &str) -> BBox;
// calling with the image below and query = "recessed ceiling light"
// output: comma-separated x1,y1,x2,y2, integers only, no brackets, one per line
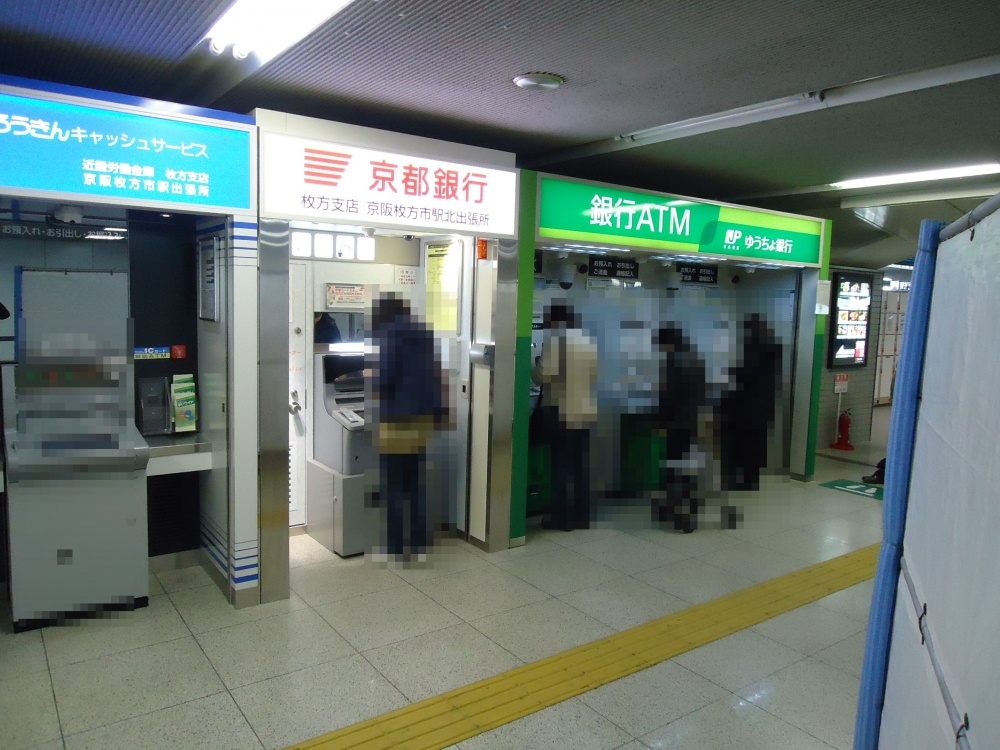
830,163,1000,190
161,213,172,218
513,72,565,90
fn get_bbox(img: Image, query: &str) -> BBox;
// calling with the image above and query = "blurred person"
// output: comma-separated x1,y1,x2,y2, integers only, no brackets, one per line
369,294,449,562
720,314,783,491
863,458,886,485
653,324,710,533
313,312,344,344
533,301,598,531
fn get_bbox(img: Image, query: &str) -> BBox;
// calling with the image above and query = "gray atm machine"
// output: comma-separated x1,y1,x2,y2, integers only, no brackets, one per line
307,350,374,557
3,269,149,631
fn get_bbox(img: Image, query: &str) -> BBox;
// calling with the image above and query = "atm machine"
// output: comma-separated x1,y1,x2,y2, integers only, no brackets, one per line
306,347,374,557
3,269,149,631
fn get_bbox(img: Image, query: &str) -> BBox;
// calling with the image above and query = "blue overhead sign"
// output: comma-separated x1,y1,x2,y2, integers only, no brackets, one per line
0,90,253,212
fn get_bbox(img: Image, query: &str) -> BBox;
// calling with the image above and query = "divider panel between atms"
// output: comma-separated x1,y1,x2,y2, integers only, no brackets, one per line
855,195,1000,749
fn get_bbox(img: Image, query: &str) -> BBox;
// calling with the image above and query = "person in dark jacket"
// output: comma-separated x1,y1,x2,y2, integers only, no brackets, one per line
654,324,709,533
720,314,783,491
369,294,448,562
314,313,343,344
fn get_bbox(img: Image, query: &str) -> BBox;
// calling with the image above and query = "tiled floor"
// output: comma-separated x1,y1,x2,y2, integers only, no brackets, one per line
1,456,881,750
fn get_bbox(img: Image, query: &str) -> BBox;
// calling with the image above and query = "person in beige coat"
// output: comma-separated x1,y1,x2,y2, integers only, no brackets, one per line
532,302,598,530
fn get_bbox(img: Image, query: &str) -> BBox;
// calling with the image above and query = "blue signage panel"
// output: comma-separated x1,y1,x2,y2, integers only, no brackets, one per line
0,91,252,212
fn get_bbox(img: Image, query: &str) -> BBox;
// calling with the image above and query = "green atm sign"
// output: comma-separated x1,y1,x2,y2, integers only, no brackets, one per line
538,177,823,266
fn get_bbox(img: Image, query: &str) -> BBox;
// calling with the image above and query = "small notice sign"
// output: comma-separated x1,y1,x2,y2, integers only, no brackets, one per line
395,266,418,285
134,347,171,360
835,373,849,393
326,283,366,308
588,255,639,280
677,263,718,284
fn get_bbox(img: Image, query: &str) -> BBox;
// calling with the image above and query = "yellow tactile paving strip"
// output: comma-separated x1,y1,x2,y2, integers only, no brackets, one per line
289,543,880,750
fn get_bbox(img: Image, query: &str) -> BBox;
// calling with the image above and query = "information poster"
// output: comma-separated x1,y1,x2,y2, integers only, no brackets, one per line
828,271,872,368
425,241,461,333
198,236,218,321
326,283,366,309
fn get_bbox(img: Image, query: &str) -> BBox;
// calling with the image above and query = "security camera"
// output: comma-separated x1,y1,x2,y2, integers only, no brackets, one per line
402,234,414,241
558,263,575,290
54,205,84,224
577,263,588,275
731,274,741,284
362,227,376,238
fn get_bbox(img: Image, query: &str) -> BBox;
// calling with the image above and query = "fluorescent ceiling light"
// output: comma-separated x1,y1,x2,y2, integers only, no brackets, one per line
831,163,1000,190
102,226,128,233
205,0,356,63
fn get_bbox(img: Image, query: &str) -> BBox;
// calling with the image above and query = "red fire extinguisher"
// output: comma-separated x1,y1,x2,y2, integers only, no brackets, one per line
830,409,854,451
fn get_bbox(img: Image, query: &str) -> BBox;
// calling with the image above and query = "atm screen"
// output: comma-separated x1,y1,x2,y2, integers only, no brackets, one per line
322,354,365,384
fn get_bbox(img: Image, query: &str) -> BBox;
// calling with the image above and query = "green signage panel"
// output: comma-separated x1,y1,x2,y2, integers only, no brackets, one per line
537,177,822,266
820,479,884,501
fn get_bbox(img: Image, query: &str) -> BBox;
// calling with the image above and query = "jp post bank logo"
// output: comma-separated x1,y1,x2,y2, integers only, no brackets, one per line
723,228,744,250
303,148,353,187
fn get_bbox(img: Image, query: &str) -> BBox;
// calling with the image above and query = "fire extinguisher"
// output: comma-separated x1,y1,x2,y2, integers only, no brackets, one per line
831,408,854,451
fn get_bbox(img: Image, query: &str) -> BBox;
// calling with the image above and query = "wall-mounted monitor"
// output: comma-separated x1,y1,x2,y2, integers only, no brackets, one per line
827,271,873,368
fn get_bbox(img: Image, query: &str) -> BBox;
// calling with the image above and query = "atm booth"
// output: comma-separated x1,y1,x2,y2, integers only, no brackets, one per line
0,77,257,627
251,109,520,595
308,346,371,557
510,172,831,538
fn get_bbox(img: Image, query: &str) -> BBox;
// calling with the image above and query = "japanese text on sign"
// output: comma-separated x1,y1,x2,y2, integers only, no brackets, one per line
589,194,692,236
588,256,639,279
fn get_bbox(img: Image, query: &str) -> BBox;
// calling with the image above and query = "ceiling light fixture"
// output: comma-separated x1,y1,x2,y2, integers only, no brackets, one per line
513,72,565,91
204,0,357,63
830,163,1000,190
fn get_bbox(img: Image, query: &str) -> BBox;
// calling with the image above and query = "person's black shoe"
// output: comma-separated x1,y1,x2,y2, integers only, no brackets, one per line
541,517,572,531
862,474,884,485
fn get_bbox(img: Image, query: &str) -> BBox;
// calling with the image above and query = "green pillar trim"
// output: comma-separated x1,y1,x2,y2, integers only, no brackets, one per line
804,219,833,477
509,171,538,541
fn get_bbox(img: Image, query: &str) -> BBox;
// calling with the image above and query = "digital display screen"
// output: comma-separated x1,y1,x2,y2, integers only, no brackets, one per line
828,271,872,368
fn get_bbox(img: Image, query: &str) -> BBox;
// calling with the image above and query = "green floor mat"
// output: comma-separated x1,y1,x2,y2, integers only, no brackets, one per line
820,479,884,501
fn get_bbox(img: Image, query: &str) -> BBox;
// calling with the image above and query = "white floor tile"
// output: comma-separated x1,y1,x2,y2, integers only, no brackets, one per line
41,595,190,668
739,657,860,750
559,577,689,631
51,636,224,735
0,625,48,680
148,573,165,596
633,558,755,604
752,528,858,564
412,565,550,621
458,698,632,750
570,535,689,575
673,630,804,692
696,543,808,583
289,533,339,568
314,584,461,652
63,692,263,750
640,693,837,749
751,603,865,655
626,527,742,558
537,526,625,548
470,599,614,662
813,632,868,678
815,579,875,623
195,608,355,689
0,670,62,749
495,547,626,597
288,558,406,606
391,545,489,583
231,654,407,750
155,565,215,593
169,583,309,634
364,623,522,702
482,537,563,564
802,516,882,548
579,660,728,737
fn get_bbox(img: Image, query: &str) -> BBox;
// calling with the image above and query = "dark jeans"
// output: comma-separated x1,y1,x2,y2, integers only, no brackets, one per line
722,422,768,491
549,426,591,530
381,452,428,557
657,427,701,531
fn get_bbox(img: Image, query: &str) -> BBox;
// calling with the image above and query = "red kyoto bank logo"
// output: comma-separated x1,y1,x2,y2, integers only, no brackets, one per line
303,148,352,187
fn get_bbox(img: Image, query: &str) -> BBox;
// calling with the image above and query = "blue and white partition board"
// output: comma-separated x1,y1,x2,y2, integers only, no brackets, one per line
855,195,1000,749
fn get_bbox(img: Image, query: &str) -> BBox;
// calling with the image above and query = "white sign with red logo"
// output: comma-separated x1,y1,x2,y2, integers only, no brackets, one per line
835,373,849,394
260,132,517,237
